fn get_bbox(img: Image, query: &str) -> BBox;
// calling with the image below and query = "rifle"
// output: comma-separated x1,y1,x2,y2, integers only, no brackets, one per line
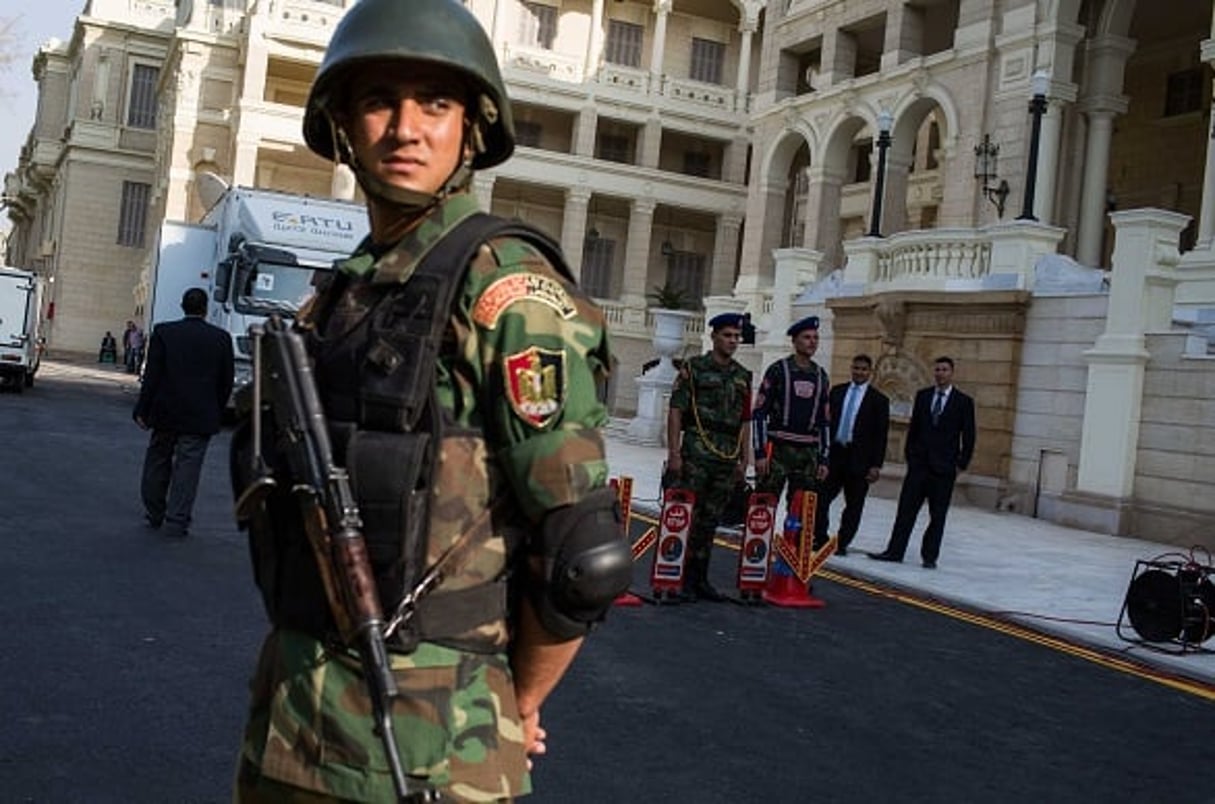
237,315,438,803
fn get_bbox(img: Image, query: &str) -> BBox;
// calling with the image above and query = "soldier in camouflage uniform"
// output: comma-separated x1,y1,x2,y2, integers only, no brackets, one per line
232,1,631,800
753,316,831,547
666,313,752,601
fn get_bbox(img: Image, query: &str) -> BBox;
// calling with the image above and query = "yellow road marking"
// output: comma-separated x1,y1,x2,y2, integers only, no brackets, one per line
626,511,1215,701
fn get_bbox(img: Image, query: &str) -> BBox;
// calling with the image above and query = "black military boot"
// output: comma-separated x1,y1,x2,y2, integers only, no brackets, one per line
691,558,726,602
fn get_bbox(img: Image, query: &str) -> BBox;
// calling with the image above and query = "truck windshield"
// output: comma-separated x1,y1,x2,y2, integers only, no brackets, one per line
234,261,328,316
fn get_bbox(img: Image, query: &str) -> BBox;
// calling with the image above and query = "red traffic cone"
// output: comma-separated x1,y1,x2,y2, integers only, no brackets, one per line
762,563,826,609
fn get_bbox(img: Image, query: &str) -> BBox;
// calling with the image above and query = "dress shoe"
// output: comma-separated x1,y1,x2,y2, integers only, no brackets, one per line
144,513,163,529
867,551,902,563
162,521,189,538
921,560,937,569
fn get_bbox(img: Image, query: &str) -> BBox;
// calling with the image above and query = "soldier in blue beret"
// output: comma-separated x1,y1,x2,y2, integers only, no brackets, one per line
753,314,831,546
787,316,820,337
709,312,747,331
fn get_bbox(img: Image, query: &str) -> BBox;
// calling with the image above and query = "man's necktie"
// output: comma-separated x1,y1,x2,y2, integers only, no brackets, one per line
838,385,859,444
932,390,945,425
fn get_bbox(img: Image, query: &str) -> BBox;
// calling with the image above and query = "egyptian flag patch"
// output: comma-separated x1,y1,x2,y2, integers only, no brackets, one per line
504,346,566,429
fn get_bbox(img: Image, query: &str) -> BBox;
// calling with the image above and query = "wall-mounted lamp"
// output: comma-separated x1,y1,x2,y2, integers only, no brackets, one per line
1017,69,1051,221
974,134,1010,217
660,239,675,257
867,109,894,237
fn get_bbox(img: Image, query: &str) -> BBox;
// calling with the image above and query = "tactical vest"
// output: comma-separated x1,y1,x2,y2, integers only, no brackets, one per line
248,213,573,654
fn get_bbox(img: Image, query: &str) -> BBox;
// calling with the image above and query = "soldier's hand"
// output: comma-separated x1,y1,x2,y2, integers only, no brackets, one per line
754,457,769,476
666,454,683,477
521,708,546,769
866,467,880,483
817,464,829,482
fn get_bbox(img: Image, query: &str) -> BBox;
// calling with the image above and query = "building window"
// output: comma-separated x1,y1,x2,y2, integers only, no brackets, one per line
690,38,725,85
605,20,643,67
582,236,615,298
118,181,151,248
852,140,873,183
520,2,558,50
516,121,542,148
597,133,631,164
682,151,711,178
1164,68,1203,117
126,63,159,129
667,250,706,303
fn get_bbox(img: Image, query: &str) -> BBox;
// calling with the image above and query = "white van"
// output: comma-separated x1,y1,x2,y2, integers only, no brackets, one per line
0,266,46,392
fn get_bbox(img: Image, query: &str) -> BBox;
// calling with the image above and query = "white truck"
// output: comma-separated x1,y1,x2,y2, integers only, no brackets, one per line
146,181,369,391
0,266,46,392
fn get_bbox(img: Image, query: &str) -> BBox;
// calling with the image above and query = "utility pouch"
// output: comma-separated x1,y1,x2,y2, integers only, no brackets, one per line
346,429,432,615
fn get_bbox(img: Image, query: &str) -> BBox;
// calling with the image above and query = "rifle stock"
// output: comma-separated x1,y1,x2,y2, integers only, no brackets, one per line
251,315,437,803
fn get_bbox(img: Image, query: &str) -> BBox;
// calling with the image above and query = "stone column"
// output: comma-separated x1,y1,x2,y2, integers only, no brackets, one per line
1076,209,1189,512
735,16,757,106
649,0,672,85
585,0,606,76
1074,34,1133,266
473,173,496,211
819,27,855,88
561,187,592,282
723,135,749,184
1033,100,1066,224
881,3,921,69
639,116,662,169
880,151,913,235
1074,107,1119,266
1196,37,1215,247
573,104,598,157
232,137,259,187
804,164,848,271
622,199,657,307
709,213,743,296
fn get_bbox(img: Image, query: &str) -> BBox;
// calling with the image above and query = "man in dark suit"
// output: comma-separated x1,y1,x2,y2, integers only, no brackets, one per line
869,355,975,568
134,287,234,537
814,354,889,556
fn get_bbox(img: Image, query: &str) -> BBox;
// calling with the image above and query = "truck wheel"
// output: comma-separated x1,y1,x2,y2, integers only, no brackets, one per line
12,376,23,394
24,372,34,389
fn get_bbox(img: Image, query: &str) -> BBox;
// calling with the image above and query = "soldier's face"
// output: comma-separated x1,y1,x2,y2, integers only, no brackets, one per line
343,61,470,196
712,326,742,358
792,329,818,358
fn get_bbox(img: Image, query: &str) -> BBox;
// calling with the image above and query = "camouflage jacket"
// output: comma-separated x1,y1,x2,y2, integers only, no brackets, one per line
240,191,612,802
669,352,752,464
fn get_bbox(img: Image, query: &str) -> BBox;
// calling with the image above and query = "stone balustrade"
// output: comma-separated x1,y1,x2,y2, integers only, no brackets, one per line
661,76,740,112
873,228,992,284
597,298,703,344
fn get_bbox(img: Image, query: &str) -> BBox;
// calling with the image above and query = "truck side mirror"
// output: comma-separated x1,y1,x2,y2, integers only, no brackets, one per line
213,258,233,303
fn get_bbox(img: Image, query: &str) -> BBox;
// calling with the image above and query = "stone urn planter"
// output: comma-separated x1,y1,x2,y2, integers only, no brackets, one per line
624,307,698,446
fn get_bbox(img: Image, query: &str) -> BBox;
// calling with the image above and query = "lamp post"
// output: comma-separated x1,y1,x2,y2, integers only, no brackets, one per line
1017,69,1051,221
867,109,893,237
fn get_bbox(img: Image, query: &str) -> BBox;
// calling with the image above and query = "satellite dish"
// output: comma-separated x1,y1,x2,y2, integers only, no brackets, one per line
195,170,230,212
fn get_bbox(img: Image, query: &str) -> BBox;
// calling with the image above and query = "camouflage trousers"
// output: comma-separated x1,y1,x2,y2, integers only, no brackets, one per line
676,456,738,574
757,440,825,530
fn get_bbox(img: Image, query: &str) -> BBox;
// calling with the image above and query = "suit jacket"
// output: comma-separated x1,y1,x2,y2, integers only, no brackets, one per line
134,316,234,435
828,382,890,474
904,385,976,475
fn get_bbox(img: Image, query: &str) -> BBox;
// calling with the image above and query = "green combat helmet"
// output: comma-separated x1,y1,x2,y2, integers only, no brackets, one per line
303,0,516,206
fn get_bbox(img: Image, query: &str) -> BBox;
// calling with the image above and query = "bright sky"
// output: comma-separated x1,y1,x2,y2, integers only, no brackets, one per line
1,1,86,232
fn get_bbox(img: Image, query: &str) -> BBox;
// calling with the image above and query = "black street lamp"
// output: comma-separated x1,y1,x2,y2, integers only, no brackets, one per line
1017,70,1051,221
974,134,1009,217
867,109,893,237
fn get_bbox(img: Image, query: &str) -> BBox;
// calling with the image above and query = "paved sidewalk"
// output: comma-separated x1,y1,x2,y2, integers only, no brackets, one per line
604,435,1215,687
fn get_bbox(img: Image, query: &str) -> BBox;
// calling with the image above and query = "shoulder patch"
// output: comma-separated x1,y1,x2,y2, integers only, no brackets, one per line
504,346,566,429
473,273,577,329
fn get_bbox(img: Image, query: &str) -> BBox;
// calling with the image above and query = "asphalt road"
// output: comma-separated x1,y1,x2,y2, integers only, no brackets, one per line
1,363,1211,803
